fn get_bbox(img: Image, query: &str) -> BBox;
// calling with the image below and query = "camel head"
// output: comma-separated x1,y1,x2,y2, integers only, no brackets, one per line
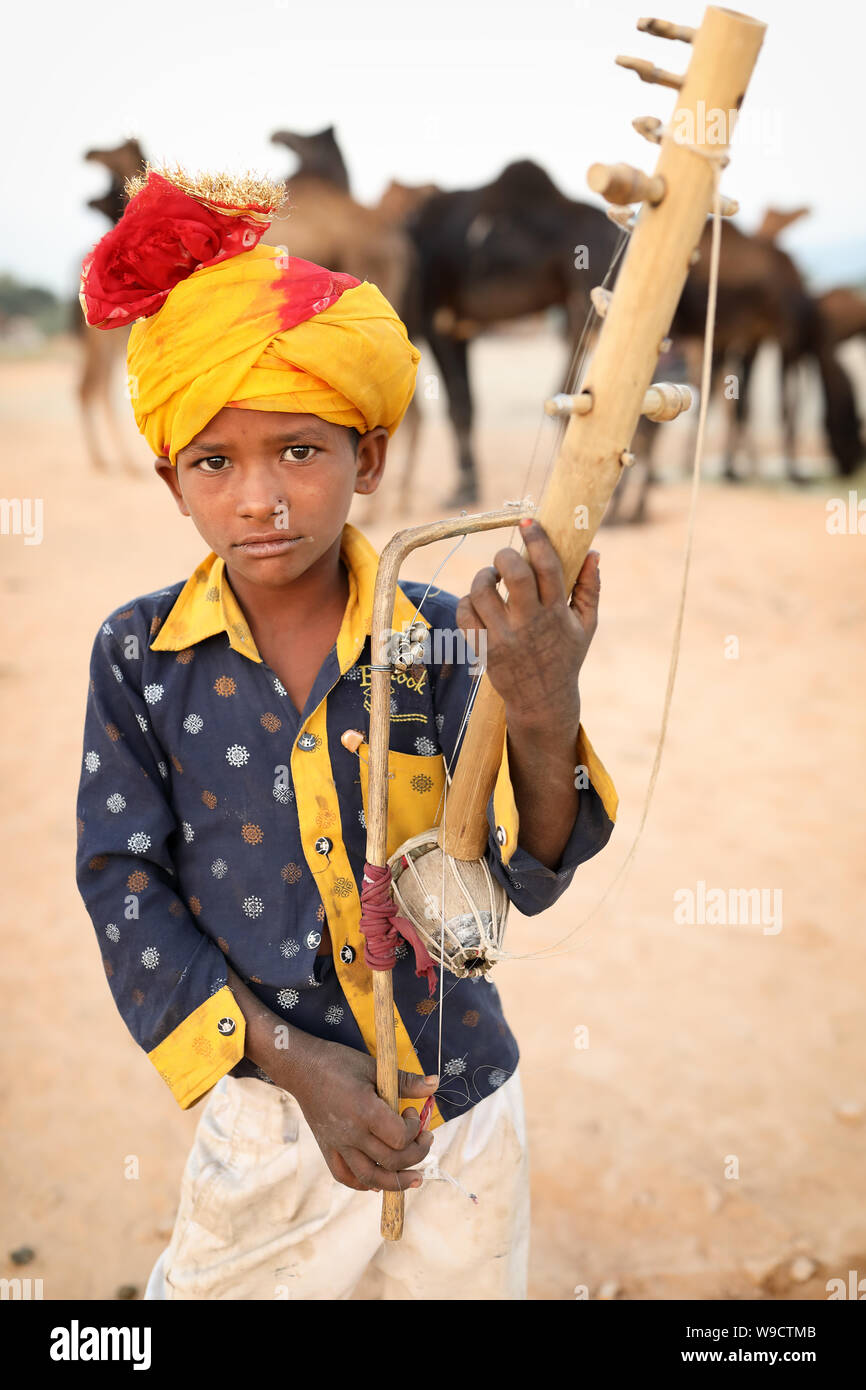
84,138,147,183
84,138,147,224
755,206,812,242
270,125,349,191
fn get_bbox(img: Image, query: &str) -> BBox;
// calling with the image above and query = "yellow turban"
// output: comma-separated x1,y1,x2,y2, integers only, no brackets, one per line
126,243,421,466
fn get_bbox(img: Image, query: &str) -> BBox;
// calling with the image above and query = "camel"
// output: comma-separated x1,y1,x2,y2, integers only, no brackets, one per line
401,159,625,509
683,209,863,483
818,286,866,345
77,139,147,475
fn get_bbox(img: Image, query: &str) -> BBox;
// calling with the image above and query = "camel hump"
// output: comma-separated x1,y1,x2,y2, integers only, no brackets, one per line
483,160,563,211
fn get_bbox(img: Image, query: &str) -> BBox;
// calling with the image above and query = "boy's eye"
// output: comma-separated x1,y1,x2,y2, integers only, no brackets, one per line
193,445,317,473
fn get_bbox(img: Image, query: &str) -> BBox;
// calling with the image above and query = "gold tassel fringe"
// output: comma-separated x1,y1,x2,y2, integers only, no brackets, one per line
124,161,288,219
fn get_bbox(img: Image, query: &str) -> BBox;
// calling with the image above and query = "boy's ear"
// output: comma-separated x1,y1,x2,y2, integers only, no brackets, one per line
154,457,191,516
353,426,388,496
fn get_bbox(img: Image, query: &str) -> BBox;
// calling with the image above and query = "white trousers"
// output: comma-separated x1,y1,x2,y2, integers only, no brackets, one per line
145,1068,529,1300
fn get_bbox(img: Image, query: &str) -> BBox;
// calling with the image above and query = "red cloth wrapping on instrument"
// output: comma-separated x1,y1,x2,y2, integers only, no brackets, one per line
359,862,438,996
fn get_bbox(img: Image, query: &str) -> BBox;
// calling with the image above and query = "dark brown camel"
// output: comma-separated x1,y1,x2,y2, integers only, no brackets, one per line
403,159,625,509
77,139,148,474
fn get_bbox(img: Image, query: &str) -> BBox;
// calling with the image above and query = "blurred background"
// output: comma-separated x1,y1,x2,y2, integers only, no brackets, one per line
2,0,865,1300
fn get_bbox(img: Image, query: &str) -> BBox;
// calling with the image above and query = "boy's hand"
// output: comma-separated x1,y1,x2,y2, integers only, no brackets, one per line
456,518,601,733
285,1037,438,1193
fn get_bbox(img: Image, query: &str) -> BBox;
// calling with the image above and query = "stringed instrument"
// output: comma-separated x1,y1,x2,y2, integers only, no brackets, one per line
361,5,767,1240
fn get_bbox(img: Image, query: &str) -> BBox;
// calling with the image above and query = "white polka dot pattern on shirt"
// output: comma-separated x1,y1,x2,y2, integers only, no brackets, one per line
111,665,123,683
242,895,264,918
141,945,160,969
280,938,300,959
143,683,164,705
106,793,126,813
488,1068,508,1089
325,1004,344,1025
127,831,151,853
105,923,120,942
273,784,294,804
443,1056,467,1076
135,713,148,733
277,987,299,1009
84,751,100,773
226,744,250,767
182,821,194,843
211,858,228,878
183,714,204,734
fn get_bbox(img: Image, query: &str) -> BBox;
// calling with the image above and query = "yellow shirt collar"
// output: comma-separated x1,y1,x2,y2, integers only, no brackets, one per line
149,521,429,671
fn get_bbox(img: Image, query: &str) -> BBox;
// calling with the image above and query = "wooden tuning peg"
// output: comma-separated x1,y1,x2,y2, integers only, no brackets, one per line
544,391,593,419
590,287,612,318
616,55,683,89
588,162,665,207
717,195,739,216
641,383,692,421
636,17,696,42
633,115,663,144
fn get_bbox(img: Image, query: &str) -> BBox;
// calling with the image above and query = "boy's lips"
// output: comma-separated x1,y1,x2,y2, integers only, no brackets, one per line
234,534,307,556
234,530,307,547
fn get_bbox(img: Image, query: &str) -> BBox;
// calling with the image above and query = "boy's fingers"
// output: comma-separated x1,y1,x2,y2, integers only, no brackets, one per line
330,1151,368,1192
570,551,601,619
513,518,569,607
366,1072,437,1149
361,1128,433,1172
398,1069,439,1100
343,1147,423,1193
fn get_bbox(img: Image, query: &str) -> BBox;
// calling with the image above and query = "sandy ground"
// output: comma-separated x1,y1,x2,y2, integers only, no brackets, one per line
2,330,865,1301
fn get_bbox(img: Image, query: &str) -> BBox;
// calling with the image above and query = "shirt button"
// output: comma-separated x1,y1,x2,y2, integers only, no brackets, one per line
496,825,508,846
217,1017,236,1036
298,732,317,750
306,930,322,949
339,944,355,964
314,836,333,856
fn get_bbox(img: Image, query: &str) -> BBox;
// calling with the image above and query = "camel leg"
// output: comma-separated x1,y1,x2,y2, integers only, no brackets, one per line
605,416,656,525
78,341,111,473
782,358,809,484
721,352,749,481
396,392,423,515
424,325,478,509
104,332,141,477
721,347,762,481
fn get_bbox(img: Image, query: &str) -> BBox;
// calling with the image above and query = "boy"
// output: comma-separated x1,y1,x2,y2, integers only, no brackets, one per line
75,165,618,1300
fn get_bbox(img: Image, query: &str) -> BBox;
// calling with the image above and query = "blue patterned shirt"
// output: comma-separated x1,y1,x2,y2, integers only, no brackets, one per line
75,522,617,1126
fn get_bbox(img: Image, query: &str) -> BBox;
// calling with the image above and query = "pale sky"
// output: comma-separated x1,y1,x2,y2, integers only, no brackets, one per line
4,0,864,296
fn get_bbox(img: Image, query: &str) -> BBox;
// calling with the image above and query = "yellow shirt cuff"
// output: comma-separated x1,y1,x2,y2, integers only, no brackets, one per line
492,720,618,867
147,985,246,1109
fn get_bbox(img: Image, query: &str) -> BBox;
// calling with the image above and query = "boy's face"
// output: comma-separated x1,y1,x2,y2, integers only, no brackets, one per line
155,408,387,591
